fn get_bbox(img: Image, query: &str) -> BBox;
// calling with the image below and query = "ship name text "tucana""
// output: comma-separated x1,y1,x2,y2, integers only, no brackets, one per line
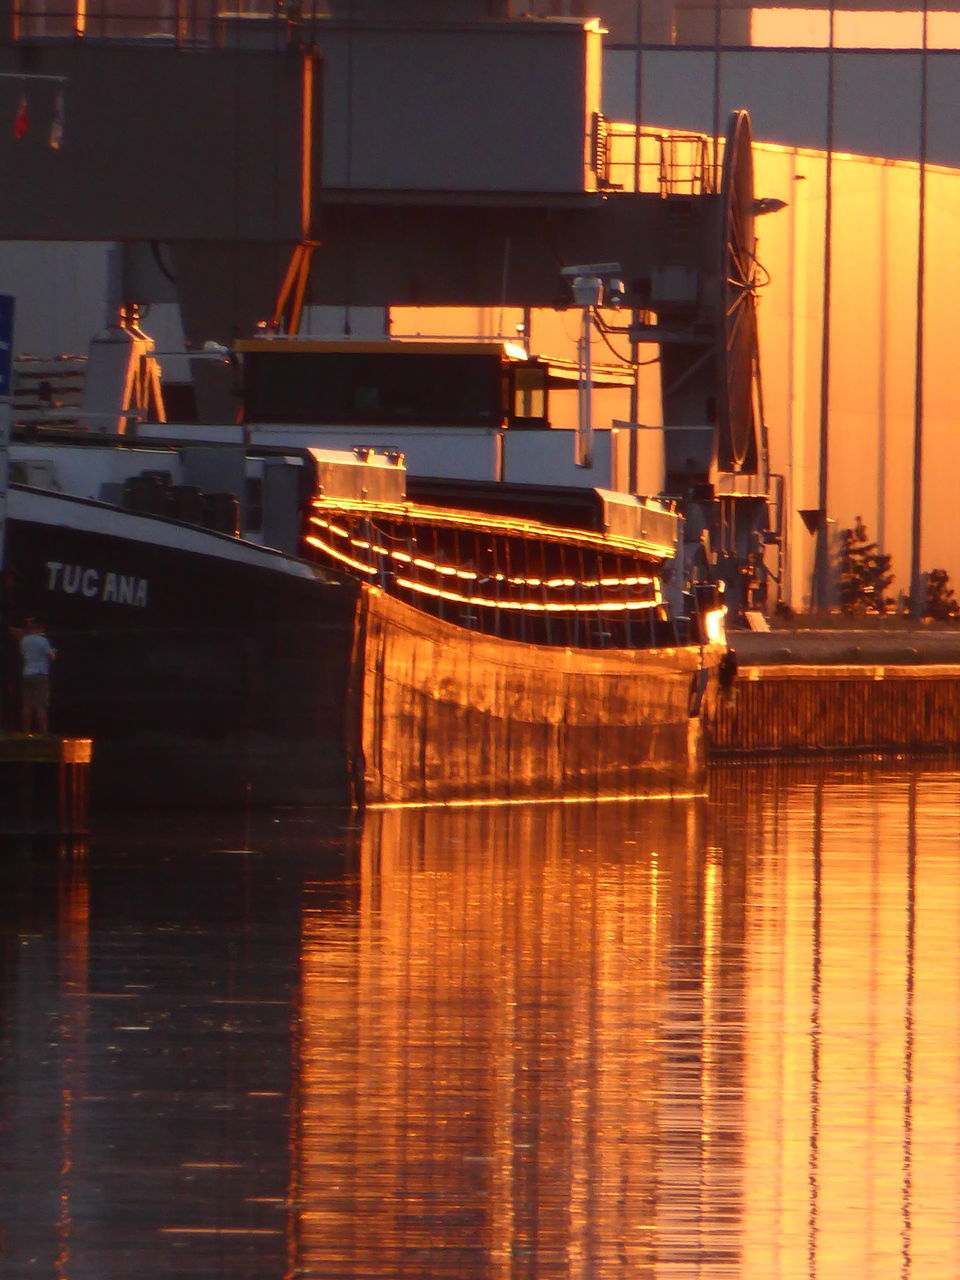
45,561,149,608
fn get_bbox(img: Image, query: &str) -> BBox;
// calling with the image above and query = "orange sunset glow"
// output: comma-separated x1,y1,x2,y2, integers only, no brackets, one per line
752,8,960,48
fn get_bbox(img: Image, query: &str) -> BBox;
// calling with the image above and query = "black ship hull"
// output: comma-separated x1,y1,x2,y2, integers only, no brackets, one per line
3,487,718,810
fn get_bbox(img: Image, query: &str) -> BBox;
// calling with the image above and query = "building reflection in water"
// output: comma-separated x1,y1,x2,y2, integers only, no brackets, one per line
295,768,960,1280
2,766,960,1278
709,764,960,1280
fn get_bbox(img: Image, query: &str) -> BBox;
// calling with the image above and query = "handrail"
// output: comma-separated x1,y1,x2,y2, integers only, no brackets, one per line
602,123,721,196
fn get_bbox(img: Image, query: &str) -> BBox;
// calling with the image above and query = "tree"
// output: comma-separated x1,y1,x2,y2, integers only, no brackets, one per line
837,517,894,615
923,569,960,621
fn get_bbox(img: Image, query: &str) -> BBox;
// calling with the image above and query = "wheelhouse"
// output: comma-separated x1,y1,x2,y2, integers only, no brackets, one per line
236,337,630,431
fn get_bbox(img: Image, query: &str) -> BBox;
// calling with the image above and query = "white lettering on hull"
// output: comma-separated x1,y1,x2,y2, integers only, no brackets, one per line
45,561,149,608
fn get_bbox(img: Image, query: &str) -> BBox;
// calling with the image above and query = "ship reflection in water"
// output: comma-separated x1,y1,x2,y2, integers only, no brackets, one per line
2,765,959,1278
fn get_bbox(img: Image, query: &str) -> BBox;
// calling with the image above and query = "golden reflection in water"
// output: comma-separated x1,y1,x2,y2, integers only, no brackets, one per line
295,767,960,1280
298,797,732,1277
729,766,960,1280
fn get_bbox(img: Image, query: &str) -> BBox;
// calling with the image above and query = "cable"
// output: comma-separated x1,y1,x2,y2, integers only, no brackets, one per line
150,241,177,285
591,310,663,368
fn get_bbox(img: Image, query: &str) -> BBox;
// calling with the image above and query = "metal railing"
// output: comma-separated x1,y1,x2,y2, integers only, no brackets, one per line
600,120,720,196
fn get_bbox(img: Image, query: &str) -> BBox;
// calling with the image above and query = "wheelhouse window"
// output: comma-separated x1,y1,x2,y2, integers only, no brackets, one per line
242,349,506,427
510,363,548,426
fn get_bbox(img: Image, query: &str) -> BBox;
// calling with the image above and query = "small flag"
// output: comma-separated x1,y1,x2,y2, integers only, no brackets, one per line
49,86,64,150
13,90,28,140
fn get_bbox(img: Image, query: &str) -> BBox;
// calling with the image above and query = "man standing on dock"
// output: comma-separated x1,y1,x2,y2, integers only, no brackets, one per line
20,617,56,735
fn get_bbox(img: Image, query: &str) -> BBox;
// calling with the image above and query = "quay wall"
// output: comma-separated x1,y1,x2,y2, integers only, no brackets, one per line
0,736,92,835
708,664,960,757
709,631,960,758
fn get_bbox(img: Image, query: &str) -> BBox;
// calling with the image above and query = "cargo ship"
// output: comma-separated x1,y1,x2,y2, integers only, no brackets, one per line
2,325,727,809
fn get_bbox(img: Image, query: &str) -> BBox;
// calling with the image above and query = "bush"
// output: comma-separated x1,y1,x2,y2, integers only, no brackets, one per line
837,517,894,615
923,569,960,621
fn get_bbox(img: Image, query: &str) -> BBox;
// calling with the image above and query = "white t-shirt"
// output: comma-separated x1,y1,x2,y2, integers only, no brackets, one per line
21,633,55,677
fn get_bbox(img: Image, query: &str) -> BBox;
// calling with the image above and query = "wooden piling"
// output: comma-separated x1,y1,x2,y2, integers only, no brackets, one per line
0,735,93,835
708,663,960,758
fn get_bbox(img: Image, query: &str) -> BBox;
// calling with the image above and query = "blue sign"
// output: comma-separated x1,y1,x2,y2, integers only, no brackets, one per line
0,293,13,398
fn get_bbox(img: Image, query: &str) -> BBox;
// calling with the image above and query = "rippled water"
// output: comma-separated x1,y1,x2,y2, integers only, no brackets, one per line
2,762,959,1278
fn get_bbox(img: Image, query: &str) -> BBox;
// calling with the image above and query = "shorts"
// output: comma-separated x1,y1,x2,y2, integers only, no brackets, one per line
23,674,50,710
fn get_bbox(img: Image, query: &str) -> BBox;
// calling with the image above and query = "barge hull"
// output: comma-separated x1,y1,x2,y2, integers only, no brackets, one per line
360,589,713,806
5,490,716,809
4,493,362,808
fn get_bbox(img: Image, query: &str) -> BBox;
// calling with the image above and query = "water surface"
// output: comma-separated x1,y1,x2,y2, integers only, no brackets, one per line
2,763,959,1278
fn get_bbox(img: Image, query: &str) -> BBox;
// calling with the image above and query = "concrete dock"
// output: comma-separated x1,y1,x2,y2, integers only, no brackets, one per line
709,628,960,758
